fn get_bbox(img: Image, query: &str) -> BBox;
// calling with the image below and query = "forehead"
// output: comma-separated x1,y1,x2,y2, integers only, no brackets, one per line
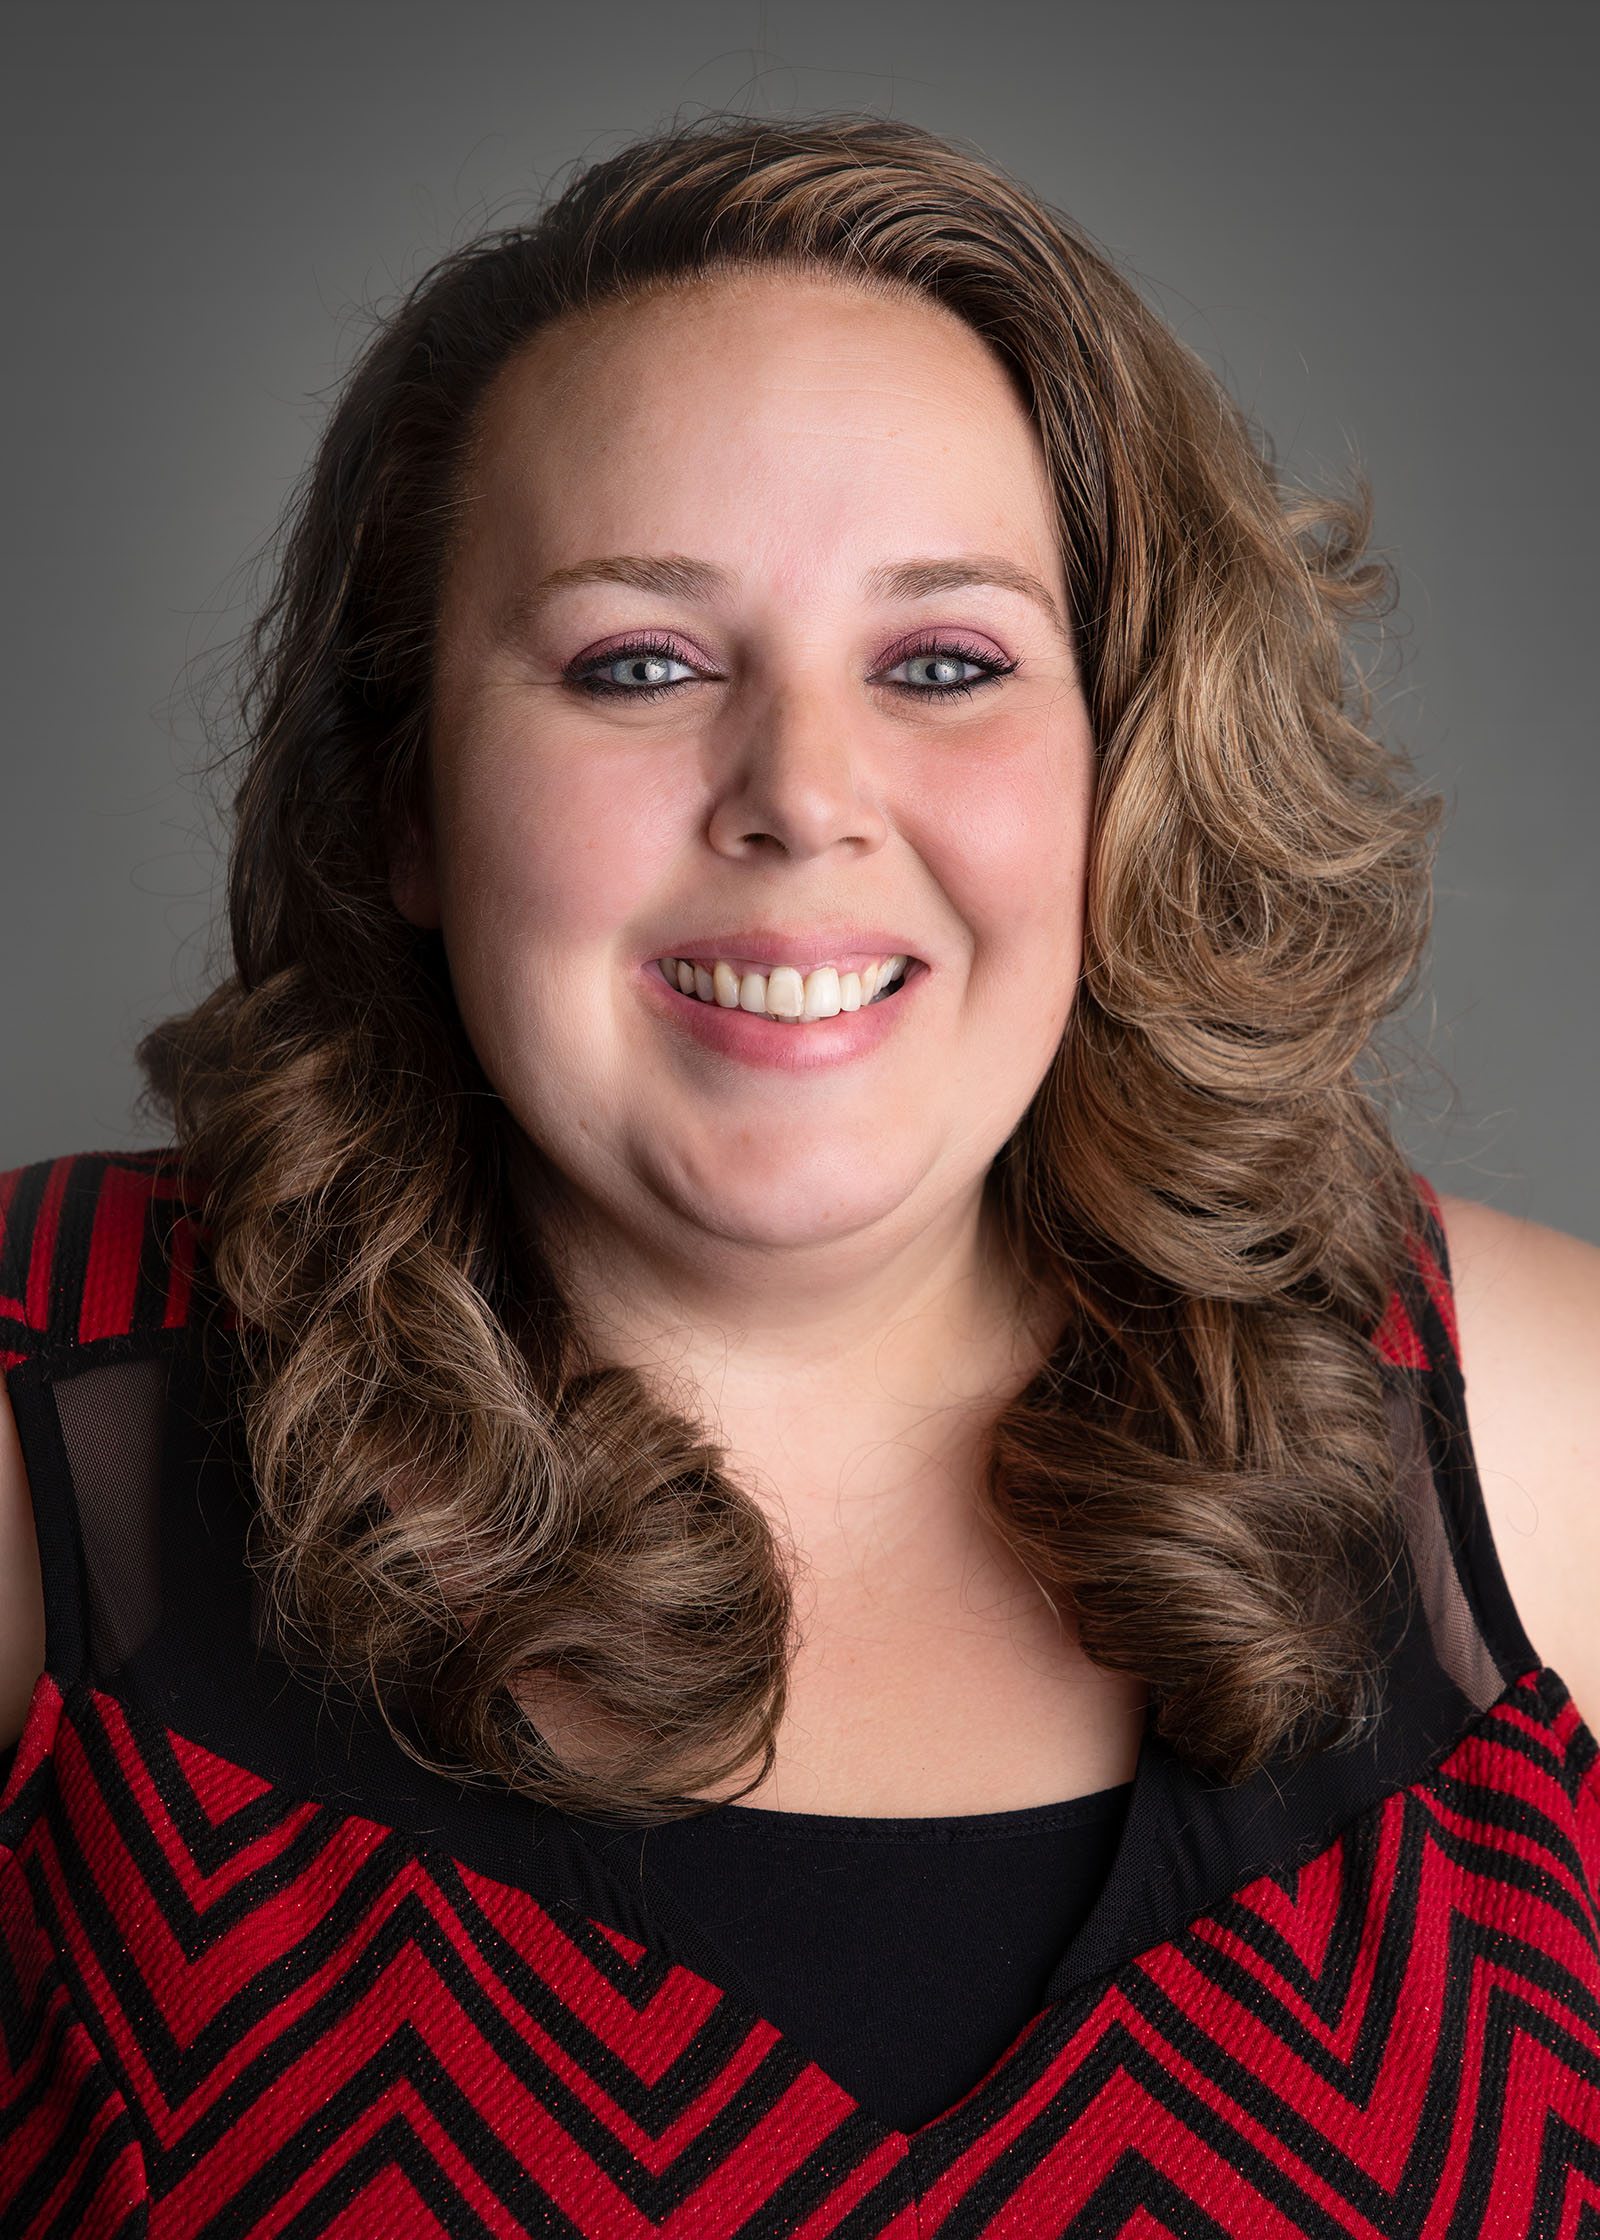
455,271,1058,590
487,268,1027,416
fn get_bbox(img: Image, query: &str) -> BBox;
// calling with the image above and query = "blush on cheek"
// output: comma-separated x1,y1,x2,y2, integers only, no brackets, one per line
915,744,1093,972
439,727,693,958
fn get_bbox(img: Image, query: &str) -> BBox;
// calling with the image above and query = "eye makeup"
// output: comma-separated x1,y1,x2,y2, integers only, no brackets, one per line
563,630,1019,703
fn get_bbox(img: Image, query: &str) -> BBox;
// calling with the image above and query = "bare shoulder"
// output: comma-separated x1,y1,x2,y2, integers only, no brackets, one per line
0,1378,45,1749
1437,1194,1600,1723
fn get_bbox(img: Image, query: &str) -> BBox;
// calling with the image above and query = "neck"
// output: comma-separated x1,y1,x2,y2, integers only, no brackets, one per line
521,1160,1053,1544
511,1156,1136,1820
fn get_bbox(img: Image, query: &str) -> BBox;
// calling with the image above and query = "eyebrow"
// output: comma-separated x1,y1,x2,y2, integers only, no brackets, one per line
532,554,732,600
522,552,1069,635
861,558,1069,636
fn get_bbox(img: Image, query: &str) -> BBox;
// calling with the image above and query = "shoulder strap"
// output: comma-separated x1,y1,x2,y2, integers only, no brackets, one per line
1375,1176,1537,1692
3,1151,207,1689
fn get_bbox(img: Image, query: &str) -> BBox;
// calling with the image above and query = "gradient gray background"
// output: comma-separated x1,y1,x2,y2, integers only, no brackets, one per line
5,0,1596,1237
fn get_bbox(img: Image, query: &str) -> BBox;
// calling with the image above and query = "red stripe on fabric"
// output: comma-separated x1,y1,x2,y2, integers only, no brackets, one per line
0,1673,64,1826
23,1158,72,1334
914,2018,1140,2230
1373,1291,1428,1368
595,1919,647,1963
467,1868,728,2086
36,1761,397,2129
76,1161,152,1344
662,2071,870,2231
786,2142,914,2240
0,1981,147,2238
6,1665,1594,2233
167,1725,277,1817
159,2073,445,2240
309,2162,437,2238
999,2072,1319,2236
83,1698,382,1999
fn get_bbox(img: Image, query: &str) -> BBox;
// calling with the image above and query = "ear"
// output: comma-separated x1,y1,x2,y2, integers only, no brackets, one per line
388,807,442,930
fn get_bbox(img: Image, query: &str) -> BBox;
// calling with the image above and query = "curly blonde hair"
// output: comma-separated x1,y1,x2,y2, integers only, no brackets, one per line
143,116,1438,1815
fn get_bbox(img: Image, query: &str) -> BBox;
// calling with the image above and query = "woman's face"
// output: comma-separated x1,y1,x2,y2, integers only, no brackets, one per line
410,272,1095,1271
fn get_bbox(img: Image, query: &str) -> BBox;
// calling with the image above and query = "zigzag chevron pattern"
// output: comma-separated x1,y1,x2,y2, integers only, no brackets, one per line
3,1669,1599,2235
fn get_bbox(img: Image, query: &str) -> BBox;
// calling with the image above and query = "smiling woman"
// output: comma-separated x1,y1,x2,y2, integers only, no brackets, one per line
2,115,1598,2231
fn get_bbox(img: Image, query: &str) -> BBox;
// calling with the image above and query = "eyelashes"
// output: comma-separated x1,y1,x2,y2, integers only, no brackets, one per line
883,637,1018,699
568,642,701,701
564,633,1018,703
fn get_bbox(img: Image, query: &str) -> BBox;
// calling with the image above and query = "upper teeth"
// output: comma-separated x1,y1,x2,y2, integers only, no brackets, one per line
659,954,908,1020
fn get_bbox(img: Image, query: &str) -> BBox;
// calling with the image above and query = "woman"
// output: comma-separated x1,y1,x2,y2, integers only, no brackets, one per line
2,116,1596,2233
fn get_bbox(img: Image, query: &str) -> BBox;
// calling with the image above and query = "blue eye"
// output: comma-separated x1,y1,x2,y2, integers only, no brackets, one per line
580,647,699,696
888,651,987,690
879,641,1014,698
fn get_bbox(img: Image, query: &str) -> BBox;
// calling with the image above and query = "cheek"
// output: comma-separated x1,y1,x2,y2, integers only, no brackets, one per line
912,723,1096,982
433,722,690,961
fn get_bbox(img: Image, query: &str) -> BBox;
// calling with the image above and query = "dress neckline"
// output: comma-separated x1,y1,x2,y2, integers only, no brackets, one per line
706,1781,1134,1840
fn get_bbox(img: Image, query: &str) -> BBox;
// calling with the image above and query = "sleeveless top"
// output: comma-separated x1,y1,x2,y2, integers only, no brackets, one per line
3,1149,1599,2237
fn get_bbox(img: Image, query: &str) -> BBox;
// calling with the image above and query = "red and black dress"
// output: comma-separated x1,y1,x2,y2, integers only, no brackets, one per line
3,1150,1598,2236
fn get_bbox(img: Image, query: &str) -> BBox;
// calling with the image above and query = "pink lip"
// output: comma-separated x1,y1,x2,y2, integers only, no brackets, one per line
641,959,920,1071
645,930,921,974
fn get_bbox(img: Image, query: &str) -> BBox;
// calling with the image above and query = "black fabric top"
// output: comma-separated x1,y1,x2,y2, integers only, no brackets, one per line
8,1321,1532,2135
642,1786,1131,2130
1,1154,1541,2141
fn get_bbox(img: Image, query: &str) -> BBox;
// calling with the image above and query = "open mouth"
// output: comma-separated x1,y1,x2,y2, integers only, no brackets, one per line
655,954,910,1022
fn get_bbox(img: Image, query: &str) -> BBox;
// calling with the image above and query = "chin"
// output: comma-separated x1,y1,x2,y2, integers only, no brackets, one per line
643,1140,927,1254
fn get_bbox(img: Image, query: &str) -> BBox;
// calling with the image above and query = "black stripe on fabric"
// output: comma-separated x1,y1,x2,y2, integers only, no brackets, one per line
1450,1988,1600,2240
45,1156,108,1349
813,2167,923,2240
181,2034,588,2240
35,1698,818,2195
1422,1779,1600,1921
23,1802,424,2130
431,1853,790,2135
1180,1830,1416,2093
913,2016,1360,2240
0,1956,74,2132
0,1160,50,1330
132,1185,177,1340
1111,1912,1600,2236
1530,2116,1600,2240
37,2082,142,2240
1063,2157,1235,2240
272,2116,533,2240
1,1998,134,2239
727,2112,909,2240
65,1690,390,1965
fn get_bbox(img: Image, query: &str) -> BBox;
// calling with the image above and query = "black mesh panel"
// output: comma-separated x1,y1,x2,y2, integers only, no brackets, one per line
1385,1374,1504,1713
52,1356,169,1679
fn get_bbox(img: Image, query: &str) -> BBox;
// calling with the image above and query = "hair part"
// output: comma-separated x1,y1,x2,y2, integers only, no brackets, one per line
143,114,1437,1814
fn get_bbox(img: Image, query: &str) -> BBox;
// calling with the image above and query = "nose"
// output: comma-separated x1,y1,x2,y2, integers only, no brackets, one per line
705,685,890,863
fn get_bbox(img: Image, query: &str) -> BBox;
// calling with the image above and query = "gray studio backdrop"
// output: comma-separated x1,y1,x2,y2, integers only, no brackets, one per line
5,0,1596,1237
